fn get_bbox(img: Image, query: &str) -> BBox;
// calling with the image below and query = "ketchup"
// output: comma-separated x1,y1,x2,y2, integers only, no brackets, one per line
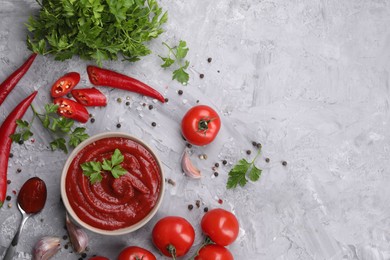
18,177,47,214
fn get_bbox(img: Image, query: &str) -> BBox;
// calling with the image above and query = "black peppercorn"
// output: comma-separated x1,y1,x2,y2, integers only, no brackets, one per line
214,163,219,167
186,143,192,148
149,105,153,110
282,161,287,166
246,150,251,155
265,158,270,163
16,168,22,173
207,57,212,63
151,122,156,127
81,253,87,258
188,204,193,210
7,180,11,184
116,123,121,128
9,153,13,158
90,118,95,123
222,160,227,165
178,90,183,95
204,207,209,212
125,101,130,106
18,140,24,145
214,172,219,177
164,98,169,102
63,235,68,240
6,195,11,201
200,74,204,79
256,143,262,149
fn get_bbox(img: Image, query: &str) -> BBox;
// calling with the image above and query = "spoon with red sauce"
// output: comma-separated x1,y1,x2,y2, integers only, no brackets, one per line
3,177,47,260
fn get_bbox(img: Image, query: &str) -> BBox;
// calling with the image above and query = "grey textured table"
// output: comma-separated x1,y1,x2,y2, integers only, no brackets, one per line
1,0,390,259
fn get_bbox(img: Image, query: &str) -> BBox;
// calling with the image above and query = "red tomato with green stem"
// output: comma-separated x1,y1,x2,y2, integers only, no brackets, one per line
51,72,80,98
118,246,156,260
53,98,89,123
152,216,195,259
181,105,221,146
195,244,234,260
201,208,239,246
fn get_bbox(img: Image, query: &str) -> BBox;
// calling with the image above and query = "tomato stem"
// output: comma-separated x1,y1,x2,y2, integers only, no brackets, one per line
197,117,217,133
186,236,214,260
167,244,177,260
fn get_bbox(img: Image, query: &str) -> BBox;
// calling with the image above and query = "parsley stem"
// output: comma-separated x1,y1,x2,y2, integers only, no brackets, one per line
251,146,262,164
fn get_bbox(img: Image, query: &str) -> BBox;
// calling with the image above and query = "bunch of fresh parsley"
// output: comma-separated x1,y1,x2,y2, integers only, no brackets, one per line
81,149,127,184
159,40,190,84
12,104,89,153
26,0,168,66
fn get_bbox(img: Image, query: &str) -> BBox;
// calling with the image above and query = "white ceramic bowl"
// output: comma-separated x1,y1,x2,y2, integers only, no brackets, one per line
60,132,165,235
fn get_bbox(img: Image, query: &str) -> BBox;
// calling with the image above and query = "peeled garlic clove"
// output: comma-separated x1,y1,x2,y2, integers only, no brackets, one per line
32,236,61,260
181,149,201,179
66,214,89,253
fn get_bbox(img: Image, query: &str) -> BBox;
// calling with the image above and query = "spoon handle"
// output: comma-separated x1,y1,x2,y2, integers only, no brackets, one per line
3,214,30,260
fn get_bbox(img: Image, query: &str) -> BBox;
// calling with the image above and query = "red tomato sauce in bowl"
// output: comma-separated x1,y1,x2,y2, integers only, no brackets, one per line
62,133,163,234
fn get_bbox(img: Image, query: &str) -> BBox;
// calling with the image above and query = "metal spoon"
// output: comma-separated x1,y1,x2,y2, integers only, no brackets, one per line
3,203,33,260
3,177,47,260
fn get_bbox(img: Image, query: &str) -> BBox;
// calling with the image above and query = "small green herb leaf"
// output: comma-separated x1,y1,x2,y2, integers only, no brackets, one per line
176,40,189,59
226,148,263,189
69,127,89,148
111,165,127,178
10,133,22,143
16,119,29,128
160,56,175,68
248,166,261,182
45,103,59,114
50,138,68,153
160,40,190,84
111,149,124,166
173,67,189,85
102,159,112,171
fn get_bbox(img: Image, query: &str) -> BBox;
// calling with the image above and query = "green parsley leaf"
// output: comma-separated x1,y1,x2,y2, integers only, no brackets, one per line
44,103,59,114
16,119,29,128
50,138,68,153
226,148,263,189
22,130,33,141
111,165,127,178
173,67,190,85
111,149,124,166
81,149,127,184
10,133,21,143
69,127,89,148
226,159,250,189
160,41,190,84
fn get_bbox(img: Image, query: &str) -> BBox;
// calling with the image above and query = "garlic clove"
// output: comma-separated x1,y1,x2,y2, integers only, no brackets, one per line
181,149,201,179
66,213,89,253
32,236,61,260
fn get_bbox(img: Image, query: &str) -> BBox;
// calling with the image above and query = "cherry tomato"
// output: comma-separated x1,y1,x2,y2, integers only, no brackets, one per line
118,246,156,260
53,98,89,123
201,208,239,246
181,105,221,146
71,88,107,107
88,257,109,260
152,216,195,258
195,244,234,260
51,72,80,98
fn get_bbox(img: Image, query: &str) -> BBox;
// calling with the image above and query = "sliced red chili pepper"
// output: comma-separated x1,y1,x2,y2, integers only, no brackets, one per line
53,98,89,123
0,53,37,106
87,66,165,103
0,91,38,207
50,72,80,98
71,88,107,107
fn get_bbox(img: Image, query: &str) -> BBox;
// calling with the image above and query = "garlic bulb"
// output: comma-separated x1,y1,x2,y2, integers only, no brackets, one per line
32,236,61,260
181,149,201,179
66,214,89,253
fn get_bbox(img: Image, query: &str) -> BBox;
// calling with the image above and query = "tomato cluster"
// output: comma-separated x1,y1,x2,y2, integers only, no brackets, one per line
152,208,239,260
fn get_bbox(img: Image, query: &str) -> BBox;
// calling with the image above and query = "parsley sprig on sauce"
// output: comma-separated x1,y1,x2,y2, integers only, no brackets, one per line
81,149,127,184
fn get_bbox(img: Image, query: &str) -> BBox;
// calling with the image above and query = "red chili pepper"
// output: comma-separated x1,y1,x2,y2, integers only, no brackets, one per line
50,72,80,98
0,91,38,207
53,98,89,123
71,88,107,107
0,53,37,106
87,66,165,103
